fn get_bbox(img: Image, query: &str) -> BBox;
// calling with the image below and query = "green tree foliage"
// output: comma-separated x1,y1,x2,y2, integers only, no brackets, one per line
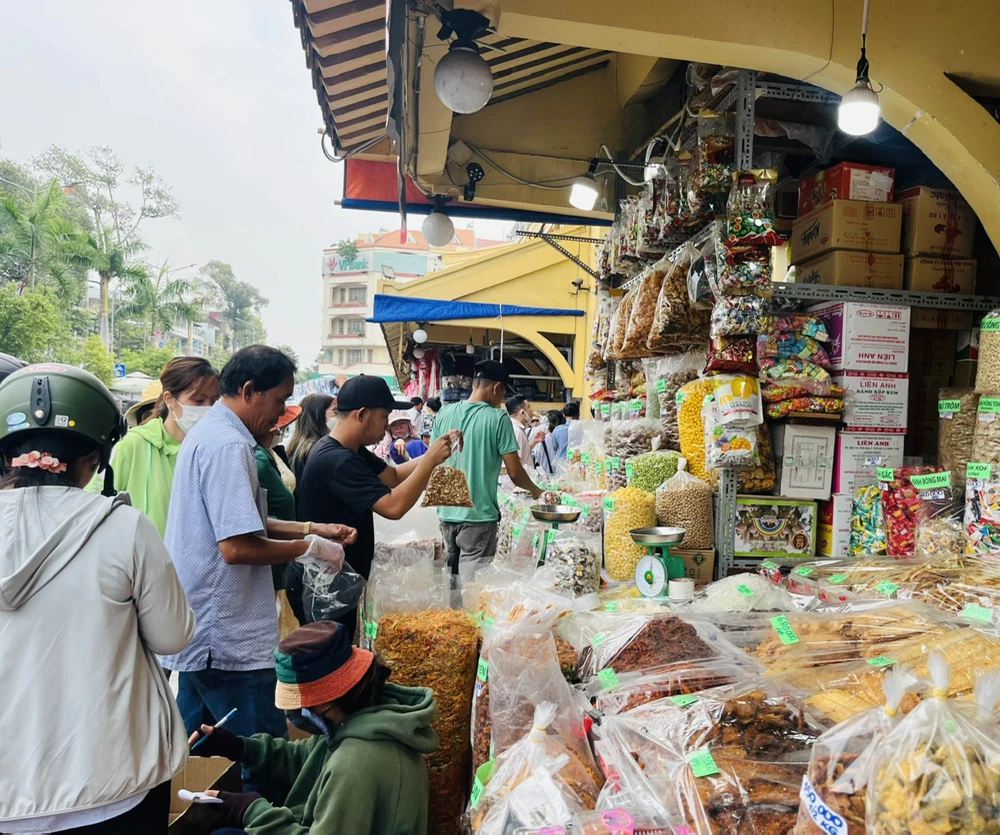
0,284,75,362
119,345,181,378
336,238,359,261
198,260,268,351
117,259,199,341
80,333,113,385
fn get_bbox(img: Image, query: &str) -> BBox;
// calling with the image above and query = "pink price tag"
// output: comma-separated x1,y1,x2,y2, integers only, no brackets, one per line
600,809,635,833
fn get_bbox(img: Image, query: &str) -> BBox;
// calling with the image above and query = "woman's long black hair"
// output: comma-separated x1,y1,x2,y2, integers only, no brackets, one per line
287,393,335,479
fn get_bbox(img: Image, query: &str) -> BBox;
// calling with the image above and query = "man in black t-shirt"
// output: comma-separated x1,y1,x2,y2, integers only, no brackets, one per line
292,376,461,640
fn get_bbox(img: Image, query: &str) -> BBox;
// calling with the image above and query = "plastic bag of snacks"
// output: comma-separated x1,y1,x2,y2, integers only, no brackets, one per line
757,332,831,366
938,388,979,491
725,168,783,253
867,654,1000,835
707,373,763,427
704,335,756,375
709,292,773,339
628,449,681,493
878,466,941,557
607,291,635,360
758,357,832,392
795,666,913,835
422,465,474,507
964,462,1000,555
772,313,830,342
912,471,965,557
692,109,735,195
687,233,719,310
766,396,844,419
703,394,759,469
649,247,706,343
974,306,1000,394
545,530,602,597
762,381,845,402
653,349,703,451
466,701,602,834
620,263,666,357
705,423,777,494
972,394,1000,466
602,486,656,581
655,468,714,549
850,483,887,556
676,378,714,480
714,250,772,294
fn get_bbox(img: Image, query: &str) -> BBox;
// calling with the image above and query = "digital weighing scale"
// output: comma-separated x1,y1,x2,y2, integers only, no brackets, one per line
630,526,686,597
529,504,581,564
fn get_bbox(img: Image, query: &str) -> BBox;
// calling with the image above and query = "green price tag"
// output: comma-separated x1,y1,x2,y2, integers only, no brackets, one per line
793,566,814,577
688,746,720,778
604,600,621,612
603,496,615,512
867,655,896,668
364,620,378,640
910,472,951,490
477,658,489,682
562,495,579,506
512,524,523,540
597,668,620,689
876,580,899,597
982,317,1000,332
770,615,800,645
470,760,493,809
546,529,556,544
594,461,603,475
591,631,610,646
735,584,754,597
960,603,995,623
670,694,700,707
981,397,1000,412
580,453,590,465
675,389,686,405
828,573,848,584
609,456,621,470
876,466,895,483
470,611,484,628
601,403,610,417
483,616,495,632
938,399,961,414
630,398,642,411
761,560,778,570
968,462,991,480
625,462,634,481
656,379,666,393
581,504,590,518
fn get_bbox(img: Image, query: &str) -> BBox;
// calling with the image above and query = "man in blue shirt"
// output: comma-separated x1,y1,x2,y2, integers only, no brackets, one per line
161,346,357,747
551,400,579,459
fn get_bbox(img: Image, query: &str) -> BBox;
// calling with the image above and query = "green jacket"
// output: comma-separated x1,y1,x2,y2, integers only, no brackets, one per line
255,445,297,589
240,684,439,835
87,418,179,537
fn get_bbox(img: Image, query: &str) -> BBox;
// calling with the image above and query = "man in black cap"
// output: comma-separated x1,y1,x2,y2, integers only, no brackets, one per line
431,360,542,579
293,375,462,640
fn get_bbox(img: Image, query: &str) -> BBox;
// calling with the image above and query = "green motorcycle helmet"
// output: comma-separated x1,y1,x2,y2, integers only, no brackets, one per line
0,363,127,495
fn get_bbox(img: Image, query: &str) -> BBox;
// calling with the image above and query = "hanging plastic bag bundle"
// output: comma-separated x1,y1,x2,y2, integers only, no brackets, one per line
912,470,965,556
300,550,366,623
724,168,783,254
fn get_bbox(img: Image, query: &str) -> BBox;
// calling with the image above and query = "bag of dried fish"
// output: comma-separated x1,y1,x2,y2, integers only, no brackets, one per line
867,653,1000,835
465,701,603,834
421,464,474,507
544,530,601,597
794,666,913,835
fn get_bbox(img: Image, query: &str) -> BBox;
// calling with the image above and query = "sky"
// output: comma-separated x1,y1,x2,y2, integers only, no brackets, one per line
0,0,511,363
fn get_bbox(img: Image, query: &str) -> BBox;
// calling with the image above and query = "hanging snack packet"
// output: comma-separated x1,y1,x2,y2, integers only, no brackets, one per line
707,374,763,427
422,465,474,507
877,466,941,557
687,233,719,310
850,483,886,556
964,462,1000,555
709,292,774,339
703,394,759,469
704,335,757,375
725,169,783,254
692,109,735,195
715,250,772,293
912,470,965,556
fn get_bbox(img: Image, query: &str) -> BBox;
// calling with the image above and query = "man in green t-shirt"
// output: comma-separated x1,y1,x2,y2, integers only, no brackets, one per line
431,361,542,578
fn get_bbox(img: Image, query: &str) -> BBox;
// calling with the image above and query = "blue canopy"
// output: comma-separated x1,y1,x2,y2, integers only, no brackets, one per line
367,294,586,324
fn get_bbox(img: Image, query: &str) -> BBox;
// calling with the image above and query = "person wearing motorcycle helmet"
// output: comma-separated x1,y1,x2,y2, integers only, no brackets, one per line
0,364,196,835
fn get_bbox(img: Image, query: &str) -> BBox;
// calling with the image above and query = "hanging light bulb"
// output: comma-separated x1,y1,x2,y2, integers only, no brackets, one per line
838,0,880,136
569,157,600,211
412,346,426,359
412,327,428,344
422,210,454,247
466,340,476,355
433,10,494,114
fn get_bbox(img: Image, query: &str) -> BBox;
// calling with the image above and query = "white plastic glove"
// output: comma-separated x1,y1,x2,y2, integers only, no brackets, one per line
298,534,345,572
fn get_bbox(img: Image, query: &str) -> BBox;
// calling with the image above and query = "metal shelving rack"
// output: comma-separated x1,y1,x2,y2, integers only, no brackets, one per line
775,283,1000,311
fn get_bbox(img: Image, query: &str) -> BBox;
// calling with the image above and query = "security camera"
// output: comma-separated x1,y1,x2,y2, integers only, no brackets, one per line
571,278,585,289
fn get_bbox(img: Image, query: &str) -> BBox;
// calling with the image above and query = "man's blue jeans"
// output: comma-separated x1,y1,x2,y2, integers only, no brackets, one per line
177,665,287,794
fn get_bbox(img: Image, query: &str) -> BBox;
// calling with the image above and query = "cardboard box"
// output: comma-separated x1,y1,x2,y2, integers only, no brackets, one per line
169,758,240,829
791,199,902,265
904,257,977,294
834,371,909,433
910,308,975,330
793,250,903,289
954,360,978,387
808,301,910,372
817,494,853,557
675,548,716,583
833,432,905,494
771,424,837,501
898,186,976,258
798,162,895,216
732,497,817,558
908,330,957,376
957,329,980,362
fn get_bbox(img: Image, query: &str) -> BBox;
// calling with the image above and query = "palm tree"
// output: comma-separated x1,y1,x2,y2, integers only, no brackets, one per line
117,259,200,346
82,225,148,347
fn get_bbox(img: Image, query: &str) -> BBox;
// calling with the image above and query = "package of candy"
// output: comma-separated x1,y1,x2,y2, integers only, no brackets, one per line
771,314,830,342
850,483,887,556
714,251,772,294
877,466,941,557
762,382,845,403
758,358,832,392
704,336,757,375
964,462,1000,555
725,169,783,254
707,373,763,427
766,396,844,419
709,293,773,339
692,109,735,195
912,471,965,556
757,333,831,367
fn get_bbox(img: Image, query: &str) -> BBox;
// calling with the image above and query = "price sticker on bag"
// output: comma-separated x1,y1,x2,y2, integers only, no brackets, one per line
603,496,616,512
960,603,995,623
598,668,620,689
770,615,800,645
938,398,961,420
600,403,610,418
591,631,610,646
604,600,621,612
470,759,494,809
687,747,719,778
761,559,778,570
967,462,991,481
669,694,700,707
876,466,895,483
875,580,899,597
793,565,814,577
624,462,634,482
800,775,848,835
866,655,896,668
656,379,666,393
609,456,621,470
735,584,754,597
477,658,489,682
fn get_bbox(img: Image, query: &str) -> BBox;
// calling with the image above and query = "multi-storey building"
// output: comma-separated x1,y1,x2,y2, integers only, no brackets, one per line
318,227,503,377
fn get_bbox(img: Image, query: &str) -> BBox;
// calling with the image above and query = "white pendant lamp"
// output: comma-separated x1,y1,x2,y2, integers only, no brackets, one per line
422,210,454,247
432,10,494,114
412,327,428,344
838,0,880,136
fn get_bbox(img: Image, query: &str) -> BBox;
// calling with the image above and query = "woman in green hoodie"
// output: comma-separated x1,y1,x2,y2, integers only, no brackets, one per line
98,356,219,535
188,620,438,835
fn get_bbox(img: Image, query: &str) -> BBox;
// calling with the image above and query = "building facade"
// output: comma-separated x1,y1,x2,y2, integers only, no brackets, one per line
318,228,503,378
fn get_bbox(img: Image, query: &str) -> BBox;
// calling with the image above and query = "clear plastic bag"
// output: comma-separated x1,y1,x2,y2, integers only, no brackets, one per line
850,482,887,556
620,263,667,358
545,530,602,597
763,381,845,402
767,396,844,419
628,449,680,493
878,466,942,557
688,573,795,613
725,168,783,253
675,378,714,481
912,471,965,556
975,306,1000,394
422,465,474,507
758,357,832,391
714,250,772,294
649,246,708,343
602,486,656,581
692,109,735,195
653,350,703,451
704,335,756,375
758,332,831,366
965,463,1000,554
795,667,914,835
938,388,979,491
687,233,719,310
703,393,759,469
300,557,366,622
773,313,830,341
867,654,1000,835
655,468,714,549
709,292,773,339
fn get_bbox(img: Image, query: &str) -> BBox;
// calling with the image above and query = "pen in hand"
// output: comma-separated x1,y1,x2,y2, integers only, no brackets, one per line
190,707,238,751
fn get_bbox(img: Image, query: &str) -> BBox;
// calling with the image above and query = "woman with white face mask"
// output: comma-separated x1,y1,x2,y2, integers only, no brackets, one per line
90,356,220,536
